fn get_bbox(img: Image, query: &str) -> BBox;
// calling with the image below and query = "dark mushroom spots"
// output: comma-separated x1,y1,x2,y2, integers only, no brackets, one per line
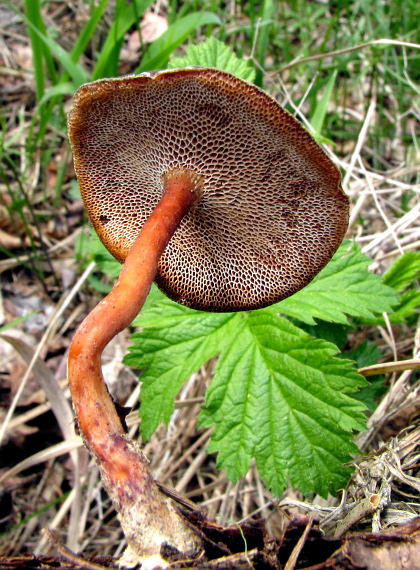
68,67,349,312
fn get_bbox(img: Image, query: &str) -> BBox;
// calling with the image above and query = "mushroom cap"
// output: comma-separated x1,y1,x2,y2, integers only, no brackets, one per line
68,68,349,312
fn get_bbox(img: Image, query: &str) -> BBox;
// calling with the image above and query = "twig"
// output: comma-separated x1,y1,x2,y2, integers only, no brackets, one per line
41,528,111,570
359,359,420,377
278,39,420,74
343,98,376,191
328,495,381,538
284,517,313,570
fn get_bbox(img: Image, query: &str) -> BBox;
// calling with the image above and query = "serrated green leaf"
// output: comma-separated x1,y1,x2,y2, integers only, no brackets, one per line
299,321,349,348
378,289,420,325
200,312,367,497
383,251,420,292
360,290,420,326
274,241,398,325
351,378,387,412
388,290,420,323
169,37,256,83
122,240,391,497
343,341,383,369
125,301,241,438
199,317,263,479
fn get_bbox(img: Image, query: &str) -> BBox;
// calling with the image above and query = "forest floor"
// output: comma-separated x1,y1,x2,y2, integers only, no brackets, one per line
0,1,419,568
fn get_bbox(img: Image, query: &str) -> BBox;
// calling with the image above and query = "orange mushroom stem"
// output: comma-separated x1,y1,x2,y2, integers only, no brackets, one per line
68,169,203,566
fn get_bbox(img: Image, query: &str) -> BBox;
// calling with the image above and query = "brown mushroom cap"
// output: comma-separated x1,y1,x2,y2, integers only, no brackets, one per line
68,67,349,312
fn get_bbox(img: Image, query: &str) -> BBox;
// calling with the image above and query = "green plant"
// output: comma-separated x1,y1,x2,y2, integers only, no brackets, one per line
89,227,420,498
88,207,420,498
125,241,398,497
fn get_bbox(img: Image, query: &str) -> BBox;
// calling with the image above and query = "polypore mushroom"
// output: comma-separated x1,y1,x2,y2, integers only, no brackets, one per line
67,67,349,567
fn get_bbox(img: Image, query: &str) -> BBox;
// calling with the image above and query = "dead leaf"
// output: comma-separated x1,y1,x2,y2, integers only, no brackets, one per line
0,204,28,250
338,518,420,570
140,11,168,43
124,11,168,55
9,42,34,71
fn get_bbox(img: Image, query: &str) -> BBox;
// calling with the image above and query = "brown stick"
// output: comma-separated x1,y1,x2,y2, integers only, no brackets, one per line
68,169,202,564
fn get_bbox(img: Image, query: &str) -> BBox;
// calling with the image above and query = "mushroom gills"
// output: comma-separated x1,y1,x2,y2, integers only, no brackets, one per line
68,67,349,313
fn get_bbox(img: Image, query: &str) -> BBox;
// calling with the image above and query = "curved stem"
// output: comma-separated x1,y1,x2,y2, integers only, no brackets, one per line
68,169,202,563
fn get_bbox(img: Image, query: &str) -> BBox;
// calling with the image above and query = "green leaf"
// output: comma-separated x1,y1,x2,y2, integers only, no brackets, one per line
169,37,256,83
343,340,383,370
275,241,398,325
125,301,241,438
343,341,386,412
82,230,122,279
70,0,111,64
80,231,169,300
136,12,221,73
126,300,367,497
351,378,387,412
361,252,420,325
310,70,337,135
299,321,349,349
199,312,366,497
383,251,420,292
122,239,399,497
87,274,112,295
387,290,420,324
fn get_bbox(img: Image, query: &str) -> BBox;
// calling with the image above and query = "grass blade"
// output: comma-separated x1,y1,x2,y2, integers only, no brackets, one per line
23,0,58,96
13,3,88,87
254,0,275,86
310,70,337,136
38,83,75,106
92,0,154,80
24,0,45,99
70,0,112,63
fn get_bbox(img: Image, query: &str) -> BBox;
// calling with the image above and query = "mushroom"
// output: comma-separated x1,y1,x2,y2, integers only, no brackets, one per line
67,67,349,566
